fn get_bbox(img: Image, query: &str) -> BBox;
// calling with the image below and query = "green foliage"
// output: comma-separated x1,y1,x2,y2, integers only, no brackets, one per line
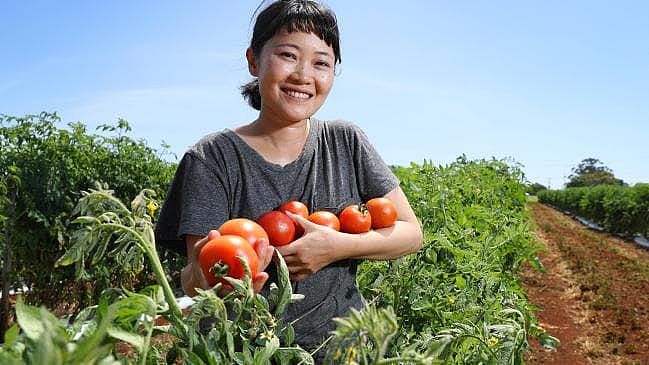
0,296,122,364
1,147,558,363
566,158,623,187
342,156,556,363
0,112,180,310
1,188,312,364
538,184,649,238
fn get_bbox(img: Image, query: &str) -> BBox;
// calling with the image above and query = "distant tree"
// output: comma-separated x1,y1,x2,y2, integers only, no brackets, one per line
566,158,624,187
526,182,547,195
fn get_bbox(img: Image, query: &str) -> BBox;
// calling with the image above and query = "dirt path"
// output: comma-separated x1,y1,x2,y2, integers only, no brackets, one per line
521,202,649,364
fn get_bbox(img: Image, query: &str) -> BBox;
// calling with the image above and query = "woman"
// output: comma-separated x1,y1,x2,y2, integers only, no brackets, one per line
155,0,423,359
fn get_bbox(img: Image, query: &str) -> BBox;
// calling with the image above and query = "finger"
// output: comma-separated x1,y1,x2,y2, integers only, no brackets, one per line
261,246,274,271
181,265,197,296
284,211,315,232
217,282,233,297
286,263,306,274
192,263,211,289
279,253,302,266
276,241,299,256
252,272,269,293
290,270,311,282
255,239,274,271
191,230,220,261
207,229,221,240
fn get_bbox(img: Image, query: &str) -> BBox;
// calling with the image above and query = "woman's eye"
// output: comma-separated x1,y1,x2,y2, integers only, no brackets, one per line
316,61,331,69
281,52,297,60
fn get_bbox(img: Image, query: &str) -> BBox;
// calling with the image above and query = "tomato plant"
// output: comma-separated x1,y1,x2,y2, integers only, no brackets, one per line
366,197,398,229
279,200,309,237
198,235,259,286
0,113,179,314
308,211,340,231
218,217,268,250
339,204,372,234
256,211,296,246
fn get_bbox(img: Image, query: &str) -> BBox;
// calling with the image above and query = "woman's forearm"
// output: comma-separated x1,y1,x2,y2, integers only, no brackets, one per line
335,219,422,261
331,186,423,261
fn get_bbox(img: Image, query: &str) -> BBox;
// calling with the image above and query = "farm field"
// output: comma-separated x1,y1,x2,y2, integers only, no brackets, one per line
522,202,649,364
4,114,649,363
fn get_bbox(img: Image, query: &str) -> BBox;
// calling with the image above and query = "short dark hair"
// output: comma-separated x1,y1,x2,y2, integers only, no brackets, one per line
241,0,341,110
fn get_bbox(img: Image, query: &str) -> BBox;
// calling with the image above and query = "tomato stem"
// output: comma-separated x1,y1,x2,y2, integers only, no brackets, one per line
211,261,230,279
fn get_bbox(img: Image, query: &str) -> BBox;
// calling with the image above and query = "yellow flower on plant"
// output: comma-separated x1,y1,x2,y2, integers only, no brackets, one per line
488,336,499,346
147,200,159,217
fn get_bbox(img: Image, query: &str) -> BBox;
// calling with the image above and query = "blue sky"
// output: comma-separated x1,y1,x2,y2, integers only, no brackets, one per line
1,1,648,188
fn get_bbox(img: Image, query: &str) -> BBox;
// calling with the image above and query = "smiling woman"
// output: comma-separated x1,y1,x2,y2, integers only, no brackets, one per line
154,0,423,360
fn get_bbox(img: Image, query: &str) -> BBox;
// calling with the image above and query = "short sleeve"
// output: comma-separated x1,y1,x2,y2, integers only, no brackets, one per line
350,125,400,201
154,152,230,255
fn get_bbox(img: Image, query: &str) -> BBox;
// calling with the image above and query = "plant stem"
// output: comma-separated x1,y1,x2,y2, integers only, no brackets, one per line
102,223,183,322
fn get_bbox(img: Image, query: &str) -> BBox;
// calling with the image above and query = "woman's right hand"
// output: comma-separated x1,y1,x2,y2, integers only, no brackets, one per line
182,229,274,297
181,230,219,297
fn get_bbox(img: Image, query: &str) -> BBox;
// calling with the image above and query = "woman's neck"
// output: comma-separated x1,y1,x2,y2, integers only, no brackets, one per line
234,117,311,166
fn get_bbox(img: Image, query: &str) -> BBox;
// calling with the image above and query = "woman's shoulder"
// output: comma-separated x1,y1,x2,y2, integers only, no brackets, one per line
185,129,238,161
315,118,364,136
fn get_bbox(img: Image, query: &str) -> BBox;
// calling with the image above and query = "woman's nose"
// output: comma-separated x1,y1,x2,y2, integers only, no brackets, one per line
290,61,312,83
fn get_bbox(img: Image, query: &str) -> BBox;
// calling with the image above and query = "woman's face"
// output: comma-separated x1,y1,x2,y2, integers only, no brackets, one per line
247,29,335,125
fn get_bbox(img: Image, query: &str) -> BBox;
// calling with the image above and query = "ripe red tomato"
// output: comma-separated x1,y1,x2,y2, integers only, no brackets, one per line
218,218,268,250
278,200,309,236
256,211,296,246
308,211,340,231
366,197,398,229
339,204,372,234
198,235,259,286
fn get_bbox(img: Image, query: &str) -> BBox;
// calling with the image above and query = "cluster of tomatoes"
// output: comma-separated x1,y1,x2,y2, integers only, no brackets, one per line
198,198,397,286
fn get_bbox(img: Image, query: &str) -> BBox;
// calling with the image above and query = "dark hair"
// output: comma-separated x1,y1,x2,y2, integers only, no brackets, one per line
241,0,341,110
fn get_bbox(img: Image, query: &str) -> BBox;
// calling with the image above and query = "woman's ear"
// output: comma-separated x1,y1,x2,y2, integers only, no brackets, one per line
246,48,258,77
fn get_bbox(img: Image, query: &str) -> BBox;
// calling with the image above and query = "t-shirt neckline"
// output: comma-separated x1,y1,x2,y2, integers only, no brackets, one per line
226,118,319,172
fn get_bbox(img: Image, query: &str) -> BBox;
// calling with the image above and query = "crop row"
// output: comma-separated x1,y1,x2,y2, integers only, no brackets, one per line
348,156,556,363
537,184,649,238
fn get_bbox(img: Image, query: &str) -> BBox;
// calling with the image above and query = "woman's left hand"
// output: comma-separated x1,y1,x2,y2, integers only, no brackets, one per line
276,212,342,281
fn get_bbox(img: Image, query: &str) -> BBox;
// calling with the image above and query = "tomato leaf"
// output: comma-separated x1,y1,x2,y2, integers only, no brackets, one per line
253,336,279,364
269,250,302,317
15,298,47,341
2,323,19,348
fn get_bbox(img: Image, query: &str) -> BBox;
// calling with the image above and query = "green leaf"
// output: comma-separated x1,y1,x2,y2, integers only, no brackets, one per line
271,251,300,317
106,326,145,350
283,322,295,346
25,331,63,365
454,275,466,289
253,336,279,364
0,352,23,365
72,216,100,225
15,298,45,340
54,239,85,267
3,323,19,347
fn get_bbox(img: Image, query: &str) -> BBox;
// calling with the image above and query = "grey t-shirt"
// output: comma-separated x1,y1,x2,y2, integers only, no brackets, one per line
155,118,399,349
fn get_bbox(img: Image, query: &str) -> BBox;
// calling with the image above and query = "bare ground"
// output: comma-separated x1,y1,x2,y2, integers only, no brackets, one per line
522,202,649,365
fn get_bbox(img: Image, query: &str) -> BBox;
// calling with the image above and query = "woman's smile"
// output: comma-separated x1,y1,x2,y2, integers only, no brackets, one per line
282,87,312,100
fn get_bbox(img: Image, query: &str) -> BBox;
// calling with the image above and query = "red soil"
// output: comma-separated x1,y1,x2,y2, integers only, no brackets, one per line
522,203,649,364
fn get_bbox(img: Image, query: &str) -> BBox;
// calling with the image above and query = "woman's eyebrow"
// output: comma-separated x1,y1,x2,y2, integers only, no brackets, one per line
274,43,333,58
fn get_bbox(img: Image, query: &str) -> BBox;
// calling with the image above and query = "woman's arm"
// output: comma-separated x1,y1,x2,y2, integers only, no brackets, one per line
277,186,423,281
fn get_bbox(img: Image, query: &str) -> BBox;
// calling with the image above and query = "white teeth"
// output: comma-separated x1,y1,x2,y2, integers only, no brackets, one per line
285,89,310,99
